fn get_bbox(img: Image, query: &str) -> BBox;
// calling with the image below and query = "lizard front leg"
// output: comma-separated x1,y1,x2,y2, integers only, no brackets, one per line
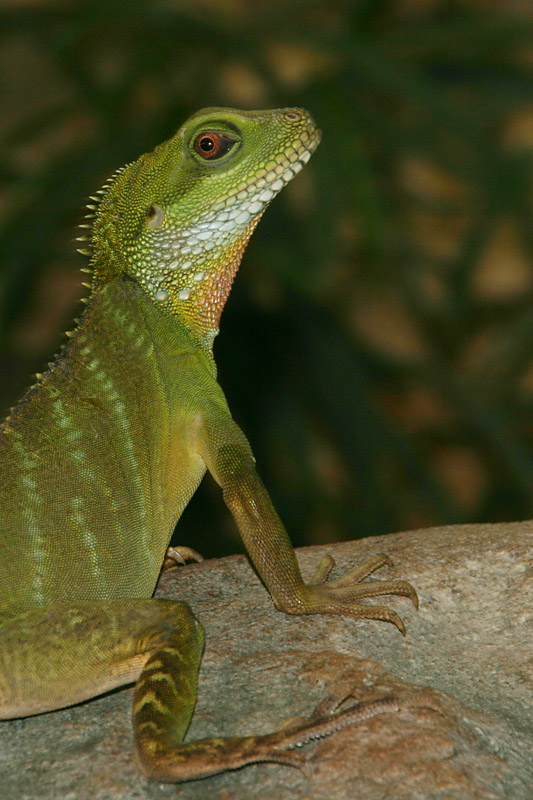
196,405,417,634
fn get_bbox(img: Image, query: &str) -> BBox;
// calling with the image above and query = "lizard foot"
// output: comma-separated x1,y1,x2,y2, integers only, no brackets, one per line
280,553,418,635
226,687,444,771
161,546,204,572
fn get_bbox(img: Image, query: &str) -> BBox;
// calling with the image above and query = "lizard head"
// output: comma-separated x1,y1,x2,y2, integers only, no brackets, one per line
88,107,320,347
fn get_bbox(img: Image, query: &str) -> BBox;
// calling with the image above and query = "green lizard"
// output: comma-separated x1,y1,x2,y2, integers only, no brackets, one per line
0,107,419,782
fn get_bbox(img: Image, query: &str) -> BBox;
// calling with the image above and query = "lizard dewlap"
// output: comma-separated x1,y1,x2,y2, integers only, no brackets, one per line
0,107,418,783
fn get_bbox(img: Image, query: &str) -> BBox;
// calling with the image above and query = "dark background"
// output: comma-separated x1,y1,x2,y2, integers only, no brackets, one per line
2,0,533,558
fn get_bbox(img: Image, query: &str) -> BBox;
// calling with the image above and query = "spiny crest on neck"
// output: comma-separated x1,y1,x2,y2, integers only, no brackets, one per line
77,107,321,350
75,163,130,271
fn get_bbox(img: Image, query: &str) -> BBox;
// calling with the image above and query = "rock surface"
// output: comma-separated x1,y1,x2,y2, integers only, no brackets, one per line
0,521,531,799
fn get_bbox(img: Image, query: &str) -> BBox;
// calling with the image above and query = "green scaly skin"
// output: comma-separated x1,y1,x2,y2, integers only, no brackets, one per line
0,108,419,782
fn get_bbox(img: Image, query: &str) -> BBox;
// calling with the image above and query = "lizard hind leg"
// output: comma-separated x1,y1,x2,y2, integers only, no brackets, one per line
133,644,444,785
0,598,203,720
134,619,317,782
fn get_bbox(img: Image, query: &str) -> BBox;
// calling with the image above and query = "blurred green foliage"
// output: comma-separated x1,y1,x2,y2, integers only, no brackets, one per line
2,0,533,557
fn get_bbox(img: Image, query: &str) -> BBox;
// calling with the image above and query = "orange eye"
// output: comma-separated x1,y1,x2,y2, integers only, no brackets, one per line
193,131,237,160
194,132,221,158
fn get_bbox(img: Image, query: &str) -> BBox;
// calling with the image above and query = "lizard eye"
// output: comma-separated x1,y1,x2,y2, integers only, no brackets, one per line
193,131,237,160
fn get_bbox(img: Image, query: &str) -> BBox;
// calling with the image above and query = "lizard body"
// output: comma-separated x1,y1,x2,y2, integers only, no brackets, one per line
0,107,419,781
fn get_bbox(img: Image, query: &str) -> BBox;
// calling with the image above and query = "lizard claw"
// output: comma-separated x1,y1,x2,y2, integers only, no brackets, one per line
162,546,204,572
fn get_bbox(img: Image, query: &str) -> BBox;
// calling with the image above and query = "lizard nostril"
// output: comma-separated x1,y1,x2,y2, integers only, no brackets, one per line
283,111,301,122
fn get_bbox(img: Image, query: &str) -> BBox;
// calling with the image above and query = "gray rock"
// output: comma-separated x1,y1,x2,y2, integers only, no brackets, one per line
0,521,531,799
